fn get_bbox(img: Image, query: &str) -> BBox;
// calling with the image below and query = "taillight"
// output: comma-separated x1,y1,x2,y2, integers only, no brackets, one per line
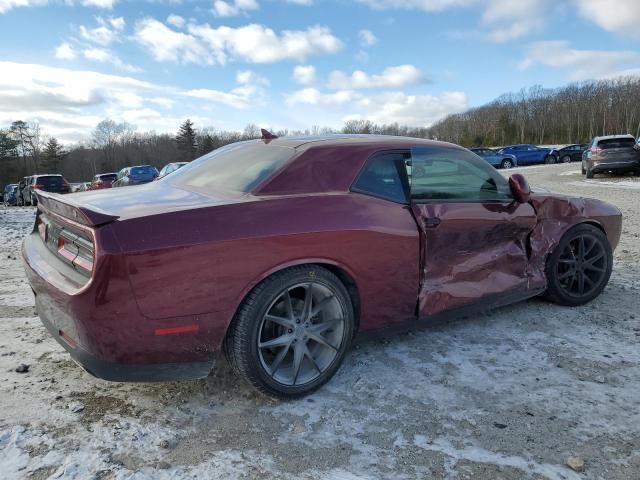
591,147,603,155
32,184,44,189
39,214,95,276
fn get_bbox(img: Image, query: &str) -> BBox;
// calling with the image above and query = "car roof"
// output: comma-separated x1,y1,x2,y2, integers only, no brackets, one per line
593,134,635,141
262,134,458,151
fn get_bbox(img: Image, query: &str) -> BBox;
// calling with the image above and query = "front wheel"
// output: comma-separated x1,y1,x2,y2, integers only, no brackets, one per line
561,155,572,163
501,158,514,169
544,224,612,306
544,155,557,164
586,168,594,179
224,265,355,398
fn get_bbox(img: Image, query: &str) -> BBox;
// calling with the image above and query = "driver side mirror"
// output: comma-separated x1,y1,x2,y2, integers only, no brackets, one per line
509,173,530,203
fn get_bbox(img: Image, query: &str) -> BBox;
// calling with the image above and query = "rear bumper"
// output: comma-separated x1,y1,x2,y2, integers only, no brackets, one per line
38,307,212,382
591,160,640,173
22,231,220,383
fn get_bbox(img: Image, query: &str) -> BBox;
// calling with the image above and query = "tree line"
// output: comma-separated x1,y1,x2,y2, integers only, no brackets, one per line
427,77,640,147
2,75,640,187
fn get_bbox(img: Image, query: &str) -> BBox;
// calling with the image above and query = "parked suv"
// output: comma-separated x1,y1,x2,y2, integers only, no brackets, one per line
89,173,118,190
582,135,640,178
112,165,159,187
23,175,71,206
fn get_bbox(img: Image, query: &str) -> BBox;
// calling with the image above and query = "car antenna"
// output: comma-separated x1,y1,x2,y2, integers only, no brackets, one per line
261,128,278,142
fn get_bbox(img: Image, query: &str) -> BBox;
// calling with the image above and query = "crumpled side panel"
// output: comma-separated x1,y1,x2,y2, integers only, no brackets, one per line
412,202,537,317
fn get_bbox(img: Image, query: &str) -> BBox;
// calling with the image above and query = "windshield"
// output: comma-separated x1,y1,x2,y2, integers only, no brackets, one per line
598,138,635,149
100,174,117,182
131,166,158,176
170,141,295,194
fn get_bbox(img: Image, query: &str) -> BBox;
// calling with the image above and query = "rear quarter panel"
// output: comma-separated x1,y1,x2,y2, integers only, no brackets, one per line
112,193,420,337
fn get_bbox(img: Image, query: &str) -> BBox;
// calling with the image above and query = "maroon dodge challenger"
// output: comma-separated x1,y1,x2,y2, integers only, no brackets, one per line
23,135,622,397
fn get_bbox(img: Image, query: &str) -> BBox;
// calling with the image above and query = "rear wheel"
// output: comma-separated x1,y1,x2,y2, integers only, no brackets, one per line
544,155,556,164
501,158,514,169
544,224,612,306
561,155,572,163
224,265,355,398
581,164,586,175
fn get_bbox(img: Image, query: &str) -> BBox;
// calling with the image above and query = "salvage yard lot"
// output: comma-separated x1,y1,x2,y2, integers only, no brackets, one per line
1,162,639,480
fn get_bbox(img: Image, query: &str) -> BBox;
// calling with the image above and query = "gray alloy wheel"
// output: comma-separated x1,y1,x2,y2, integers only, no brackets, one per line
561,155,572,163
500,158,514,169
544,155,556,164
257,282,345,386
224,265,355,398
544,224,612,306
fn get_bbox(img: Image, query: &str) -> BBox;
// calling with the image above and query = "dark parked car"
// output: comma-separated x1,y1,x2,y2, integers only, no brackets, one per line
582,135,640,178
23,135,622,397
157,162,188,180
22,175,71,206
89,173,118,190
112,165,159,187
557,144,588,163
469,148,518,169
3,184,19,206
497,144,559,165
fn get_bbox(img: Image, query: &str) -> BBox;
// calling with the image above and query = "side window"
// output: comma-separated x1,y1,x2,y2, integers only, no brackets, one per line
409,147,512,202
352,152,408,203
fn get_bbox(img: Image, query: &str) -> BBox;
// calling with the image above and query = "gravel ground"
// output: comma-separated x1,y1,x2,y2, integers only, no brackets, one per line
1,162,639,480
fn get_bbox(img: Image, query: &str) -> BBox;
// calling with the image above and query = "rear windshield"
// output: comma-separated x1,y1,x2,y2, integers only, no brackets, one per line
131,166,157,176
170,142,295,194
36,176,64,186
99,174,117,182
598,138,636,149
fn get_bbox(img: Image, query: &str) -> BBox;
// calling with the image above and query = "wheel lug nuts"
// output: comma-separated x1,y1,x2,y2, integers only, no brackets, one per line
288,329,293,333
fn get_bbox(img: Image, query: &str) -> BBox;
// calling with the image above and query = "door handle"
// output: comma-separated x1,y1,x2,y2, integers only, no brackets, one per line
424,217,441,228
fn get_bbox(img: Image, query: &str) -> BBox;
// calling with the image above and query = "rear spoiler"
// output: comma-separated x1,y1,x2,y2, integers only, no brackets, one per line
36,191,119,227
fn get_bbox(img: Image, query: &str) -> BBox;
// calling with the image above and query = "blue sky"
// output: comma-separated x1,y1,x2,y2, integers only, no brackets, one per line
1,0,639,142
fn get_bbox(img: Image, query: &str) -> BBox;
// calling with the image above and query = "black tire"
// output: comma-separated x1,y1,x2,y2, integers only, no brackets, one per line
586,168,594,179
581,165,586,175
500,158,514,169
544,224,612,306
31,195,37,207
224,265,355,398
544,155,556,164
561,155,571,163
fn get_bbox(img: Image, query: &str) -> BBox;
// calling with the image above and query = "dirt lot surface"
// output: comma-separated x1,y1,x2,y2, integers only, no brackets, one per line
1,162,639,479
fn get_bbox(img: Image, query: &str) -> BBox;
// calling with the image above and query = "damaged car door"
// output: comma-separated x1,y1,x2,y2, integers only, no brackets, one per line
409,147,538,318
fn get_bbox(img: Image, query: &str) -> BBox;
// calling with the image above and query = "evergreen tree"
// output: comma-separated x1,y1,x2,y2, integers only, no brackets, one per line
176,119,197,161
42,137,66,172
0,129,19,162
197,134,215,157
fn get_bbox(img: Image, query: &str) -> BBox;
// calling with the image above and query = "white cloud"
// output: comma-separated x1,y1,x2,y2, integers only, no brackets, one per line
572,0,640,37
293,65,316,85
481,0,545,42
81,0,116,8
286,88,360,106
0,61,263,142
166,14,185,28
79,17,125,46
518,41,640,80
358,29,377,47
0,0,46,14
357,0,474,12
327,65,427,90
213,0,259,17
352,91,467,126
82,47,141,72
236,70,270,86
286,86,467,127
55,42,77,60
134,19,343,65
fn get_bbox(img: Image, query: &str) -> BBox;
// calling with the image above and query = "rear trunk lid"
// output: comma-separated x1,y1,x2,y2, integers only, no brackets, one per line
36,181,244,225
596,138,639,163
